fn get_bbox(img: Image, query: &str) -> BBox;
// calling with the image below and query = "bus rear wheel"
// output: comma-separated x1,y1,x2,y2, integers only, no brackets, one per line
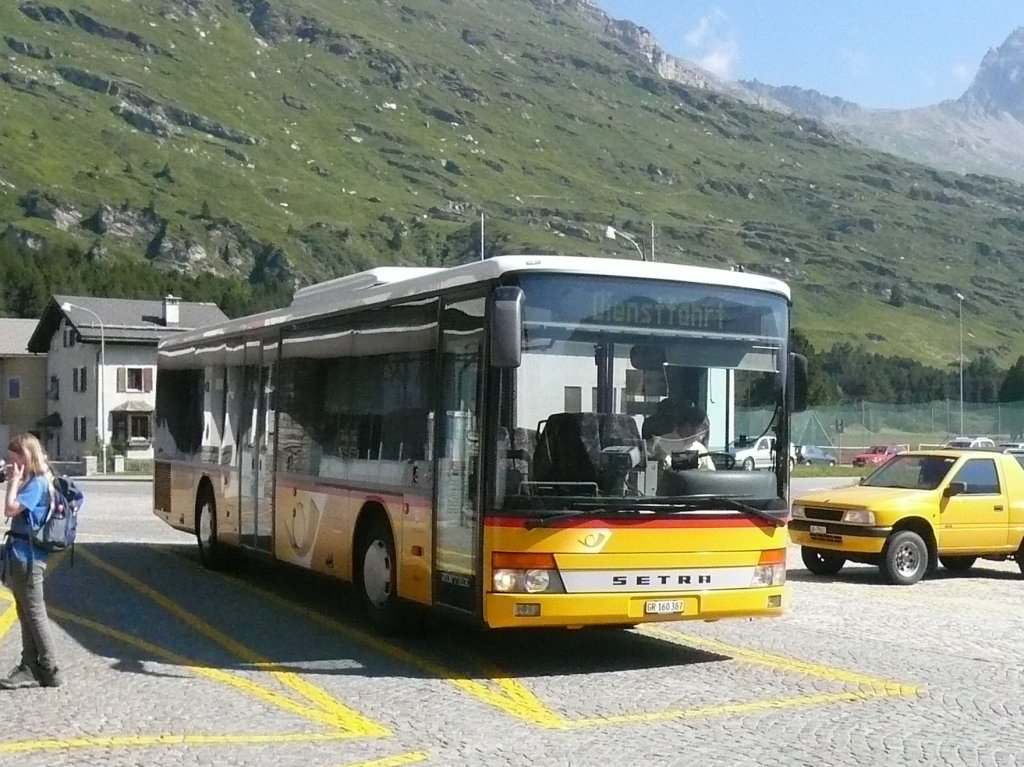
357,517,404,633
195,488,225,570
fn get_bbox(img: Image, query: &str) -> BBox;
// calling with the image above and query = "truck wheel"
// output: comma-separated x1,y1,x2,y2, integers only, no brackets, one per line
881,531,928,585
939,555,976,572
742,457,755,471
801,547,845,576
1015,544,1024,576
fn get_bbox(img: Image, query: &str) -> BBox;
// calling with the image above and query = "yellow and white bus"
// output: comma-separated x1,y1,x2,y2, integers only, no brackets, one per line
153,256,806,630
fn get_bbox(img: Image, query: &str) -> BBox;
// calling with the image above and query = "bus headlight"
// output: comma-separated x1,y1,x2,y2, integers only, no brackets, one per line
491,553,565,594
523,569,550,593
842,509,875,524
493,569,521,592
751,564,786,587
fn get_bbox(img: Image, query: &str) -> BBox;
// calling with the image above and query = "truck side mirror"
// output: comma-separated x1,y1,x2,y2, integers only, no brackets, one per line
788,353,808,413
943,481,966,497
488,286,524,368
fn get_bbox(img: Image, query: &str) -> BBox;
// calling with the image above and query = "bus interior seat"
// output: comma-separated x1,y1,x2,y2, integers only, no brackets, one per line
533,413,645,490
497,426,537,495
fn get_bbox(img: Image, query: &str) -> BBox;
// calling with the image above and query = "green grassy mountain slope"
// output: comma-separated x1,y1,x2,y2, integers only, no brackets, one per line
3,0,1024,366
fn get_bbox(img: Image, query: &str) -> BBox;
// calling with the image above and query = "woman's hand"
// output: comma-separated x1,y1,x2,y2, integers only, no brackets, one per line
9,463,23,486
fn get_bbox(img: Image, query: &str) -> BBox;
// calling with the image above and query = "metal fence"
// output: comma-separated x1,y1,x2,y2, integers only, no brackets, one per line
738,400,1024,463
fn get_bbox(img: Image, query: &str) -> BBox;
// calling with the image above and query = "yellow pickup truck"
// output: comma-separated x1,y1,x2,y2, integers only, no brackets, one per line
790,449,1024,584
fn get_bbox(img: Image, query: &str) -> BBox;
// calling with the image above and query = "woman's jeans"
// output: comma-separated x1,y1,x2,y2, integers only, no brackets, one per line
6,558,58,673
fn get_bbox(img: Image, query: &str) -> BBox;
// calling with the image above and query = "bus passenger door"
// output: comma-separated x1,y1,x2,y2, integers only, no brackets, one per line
238,339,276,553
433,297,486,614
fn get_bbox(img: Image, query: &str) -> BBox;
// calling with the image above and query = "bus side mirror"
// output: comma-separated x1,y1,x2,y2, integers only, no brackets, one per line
489,286,524,368
788,353,808,413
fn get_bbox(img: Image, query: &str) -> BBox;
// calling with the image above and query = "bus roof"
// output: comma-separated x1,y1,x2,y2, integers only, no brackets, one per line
160,255,791,351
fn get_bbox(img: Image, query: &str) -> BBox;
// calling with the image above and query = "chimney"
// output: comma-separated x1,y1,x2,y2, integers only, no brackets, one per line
162,294,180,326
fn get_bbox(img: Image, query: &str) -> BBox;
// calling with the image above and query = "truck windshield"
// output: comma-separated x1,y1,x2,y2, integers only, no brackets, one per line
862,455,956,490
491,273,790,513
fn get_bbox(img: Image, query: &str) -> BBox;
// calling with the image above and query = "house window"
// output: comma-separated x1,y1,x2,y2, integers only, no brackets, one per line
72,368,78,392
73,416,88,442
80,366,87,392
48,376,59,401
7,377,19,400
129,415,151,440
118,367,153,393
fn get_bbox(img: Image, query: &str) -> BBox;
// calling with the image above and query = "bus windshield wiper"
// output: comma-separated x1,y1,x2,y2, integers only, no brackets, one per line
523,497,785,529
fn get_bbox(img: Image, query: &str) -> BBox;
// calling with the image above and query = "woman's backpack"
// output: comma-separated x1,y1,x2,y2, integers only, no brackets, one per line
31,475,84,556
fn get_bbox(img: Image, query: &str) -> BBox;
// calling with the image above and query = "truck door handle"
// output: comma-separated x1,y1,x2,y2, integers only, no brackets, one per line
993,504,1004,511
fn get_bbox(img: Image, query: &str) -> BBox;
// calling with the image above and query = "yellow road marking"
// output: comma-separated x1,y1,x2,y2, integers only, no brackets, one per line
49,607,375,733
191,561,566,728
566,690,889,727
77,548,389,737
641,625,922,696
159,548,921,730
0,600,16,641
0,732,354,755
340,752,429,767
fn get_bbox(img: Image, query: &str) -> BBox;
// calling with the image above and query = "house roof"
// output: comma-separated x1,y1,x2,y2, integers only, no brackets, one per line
28,295,230,353
0,318,44,357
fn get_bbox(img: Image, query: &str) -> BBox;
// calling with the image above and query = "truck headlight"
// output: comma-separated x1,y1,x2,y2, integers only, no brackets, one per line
791,505,806,518
842,509,875,524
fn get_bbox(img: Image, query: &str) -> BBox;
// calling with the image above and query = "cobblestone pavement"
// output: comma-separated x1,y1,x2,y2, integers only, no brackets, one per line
1,480,1021,767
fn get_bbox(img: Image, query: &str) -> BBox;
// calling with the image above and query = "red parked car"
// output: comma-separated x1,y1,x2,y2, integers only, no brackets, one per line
851,445,900,467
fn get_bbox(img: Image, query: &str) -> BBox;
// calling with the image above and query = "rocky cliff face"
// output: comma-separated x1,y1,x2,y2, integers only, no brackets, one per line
958,27,1024,120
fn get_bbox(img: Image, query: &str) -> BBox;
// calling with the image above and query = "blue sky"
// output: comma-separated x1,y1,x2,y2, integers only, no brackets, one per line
595,1,1023,109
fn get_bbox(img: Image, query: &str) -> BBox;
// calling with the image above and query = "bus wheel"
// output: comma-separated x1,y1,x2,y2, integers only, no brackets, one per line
358,517,403,632
881,530,928,585
195,488,224,570
939,555,976,572
801,546,845,576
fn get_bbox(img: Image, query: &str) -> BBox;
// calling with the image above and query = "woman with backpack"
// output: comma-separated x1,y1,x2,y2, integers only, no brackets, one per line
0,432,63,689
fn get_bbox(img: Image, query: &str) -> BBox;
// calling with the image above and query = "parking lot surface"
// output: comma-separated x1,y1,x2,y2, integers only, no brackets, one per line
1,479,1021,767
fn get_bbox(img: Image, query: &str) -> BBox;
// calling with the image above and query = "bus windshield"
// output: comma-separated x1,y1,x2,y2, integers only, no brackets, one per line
493,273,790,512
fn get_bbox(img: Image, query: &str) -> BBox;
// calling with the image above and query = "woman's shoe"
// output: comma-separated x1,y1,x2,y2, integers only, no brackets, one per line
0,664,40,690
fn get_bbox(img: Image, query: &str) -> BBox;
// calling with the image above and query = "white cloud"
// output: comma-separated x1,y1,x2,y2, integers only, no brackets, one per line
682,10,737,79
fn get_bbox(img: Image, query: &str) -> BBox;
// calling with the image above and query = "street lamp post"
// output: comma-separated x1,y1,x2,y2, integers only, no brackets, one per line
62,302,106,474
605,225,647,262
956,292,964,436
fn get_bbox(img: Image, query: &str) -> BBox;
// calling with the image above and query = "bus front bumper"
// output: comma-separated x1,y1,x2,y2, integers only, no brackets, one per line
483,586,786,629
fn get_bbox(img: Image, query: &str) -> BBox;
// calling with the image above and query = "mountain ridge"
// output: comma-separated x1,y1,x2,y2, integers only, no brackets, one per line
3,0,1024,368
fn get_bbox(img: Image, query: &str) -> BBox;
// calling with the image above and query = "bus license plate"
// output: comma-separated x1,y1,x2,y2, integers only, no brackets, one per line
810,525,827,534
645,599,684,615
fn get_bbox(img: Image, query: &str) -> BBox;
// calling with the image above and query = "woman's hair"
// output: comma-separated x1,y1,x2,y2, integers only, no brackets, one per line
8,432,51,479
674,407,710,444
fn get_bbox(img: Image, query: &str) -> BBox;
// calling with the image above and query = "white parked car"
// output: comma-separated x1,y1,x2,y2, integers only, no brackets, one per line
728,436,796,471
945,436,996,449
